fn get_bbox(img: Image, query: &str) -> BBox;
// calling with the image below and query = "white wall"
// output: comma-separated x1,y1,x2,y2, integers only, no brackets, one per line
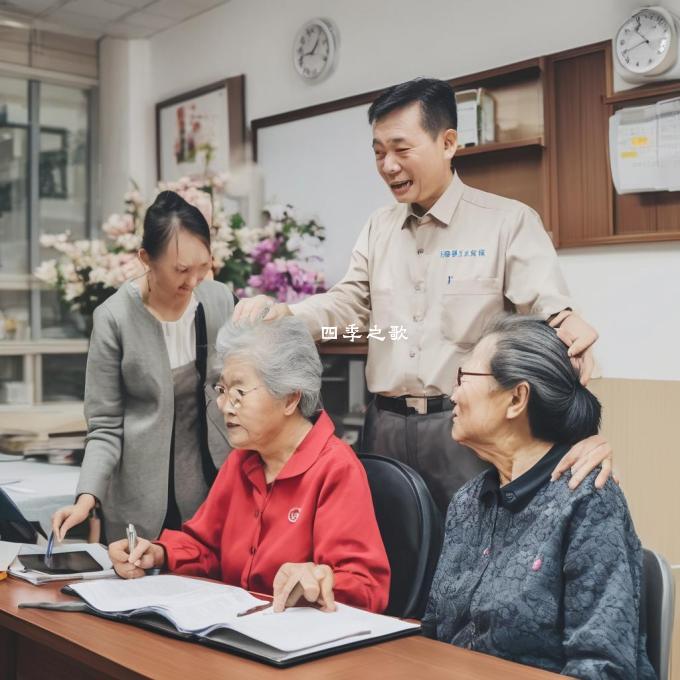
100,0,680,380
99,38,153,219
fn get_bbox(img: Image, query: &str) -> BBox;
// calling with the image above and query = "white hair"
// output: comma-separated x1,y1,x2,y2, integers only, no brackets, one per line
215,316,322,418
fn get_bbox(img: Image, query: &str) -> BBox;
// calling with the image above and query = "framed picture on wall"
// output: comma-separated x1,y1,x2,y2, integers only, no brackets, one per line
155,75,246,182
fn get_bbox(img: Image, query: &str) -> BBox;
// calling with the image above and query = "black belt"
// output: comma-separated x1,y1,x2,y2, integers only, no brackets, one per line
375,394,452,416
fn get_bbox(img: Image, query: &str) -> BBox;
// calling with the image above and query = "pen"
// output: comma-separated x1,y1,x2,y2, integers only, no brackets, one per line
126,523,137,557
44,531,55,568
237,602,272,617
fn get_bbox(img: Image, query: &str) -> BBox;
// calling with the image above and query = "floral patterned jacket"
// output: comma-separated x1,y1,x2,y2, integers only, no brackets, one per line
422,443,656,680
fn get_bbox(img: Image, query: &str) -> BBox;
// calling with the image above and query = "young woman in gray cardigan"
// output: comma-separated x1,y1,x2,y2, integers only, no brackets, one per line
52,191,235,542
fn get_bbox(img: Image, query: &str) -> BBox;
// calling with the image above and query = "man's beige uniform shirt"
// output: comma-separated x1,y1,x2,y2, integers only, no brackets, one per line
291,174,572,397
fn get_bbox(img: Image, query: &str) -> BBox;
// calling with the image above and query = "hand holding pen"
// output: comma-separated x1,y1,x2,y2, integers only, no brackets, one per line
107,524,166,579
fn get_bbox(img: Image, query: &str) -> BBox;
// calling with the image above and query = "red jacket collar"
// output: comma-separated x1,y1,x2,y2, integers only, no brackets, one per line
240,410,336,487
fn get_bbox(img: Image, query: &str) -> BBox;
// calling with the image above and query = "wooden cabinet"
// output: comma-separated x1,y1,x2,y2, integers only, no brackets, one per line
447,42,680,248
450,59,550,231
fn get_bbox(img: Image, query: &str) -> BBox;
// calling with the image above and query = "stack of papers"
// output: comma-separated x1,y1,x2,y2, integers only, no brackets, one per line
68,575,420,663
8,542,114,585
0,411,86,459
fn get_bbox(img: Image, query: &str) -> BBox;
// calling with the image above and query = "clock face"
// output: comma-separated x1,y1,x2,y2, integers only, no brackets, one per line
294,20,336,81
615,9,674,74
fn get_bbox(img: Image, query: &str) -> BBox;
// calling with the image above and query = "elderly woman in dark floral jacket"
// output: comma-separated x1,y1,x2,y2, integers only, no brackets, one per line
422,315,655,680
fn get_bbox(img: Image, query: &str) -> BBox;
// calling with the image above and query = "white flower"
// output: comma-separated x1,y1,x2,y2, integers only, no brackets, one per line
264,203,291,222
103,213,135,238
211,240,233,267
115,232,142,252
236,226,263,253
34,259,59,285
64,281,84,301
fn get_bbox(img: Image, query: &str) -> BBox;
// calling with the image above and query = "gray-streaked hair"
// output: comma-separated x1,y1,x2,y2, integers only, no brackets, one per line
480,315,601,445
214,316,322,418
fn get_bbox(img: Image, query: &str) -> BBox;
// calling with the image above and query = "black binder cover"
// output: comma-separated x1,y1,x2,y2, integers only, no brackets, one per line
61,585,420,668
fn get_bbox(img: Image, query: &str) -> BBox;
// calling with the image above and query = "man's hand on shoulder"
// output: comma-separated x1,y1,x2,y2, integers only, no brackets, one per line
549,311,599,385
551,434,617,490
233,294,292,324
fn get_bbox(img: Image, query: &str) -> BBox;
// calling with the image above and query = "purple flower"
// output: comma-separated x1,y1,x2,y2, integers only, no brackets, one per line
250,237,282,266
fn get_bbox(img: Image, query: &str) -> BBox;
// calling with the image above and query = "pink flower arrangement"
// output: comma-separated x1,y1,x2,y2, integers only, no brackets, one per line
238,206,326,303
36,183,326,333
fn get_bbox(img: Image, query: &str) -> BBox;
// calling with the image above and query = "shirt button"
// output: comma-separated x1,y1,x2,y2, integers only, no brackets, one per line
250,546,256,555
415,282,423,292
413,314,422,322
254,510,260,518
417,248,424,255
409,349,416,358
483,547,491,557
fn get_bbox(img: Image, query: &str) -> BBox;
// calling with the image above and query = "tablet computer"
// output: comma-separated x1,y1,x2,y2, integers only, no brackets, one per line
20,551,104,575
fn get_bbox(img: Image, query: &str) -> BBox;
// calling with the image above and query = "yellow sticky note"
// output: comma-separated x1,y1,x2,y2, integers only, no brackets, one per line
631,136,649,147
621,151,638,158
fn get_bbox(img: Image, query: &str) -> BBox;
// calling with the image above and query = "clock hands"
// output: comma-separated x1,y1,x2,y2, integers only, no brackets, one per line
303,34,321,58
622,38,649,57
634,24,650,44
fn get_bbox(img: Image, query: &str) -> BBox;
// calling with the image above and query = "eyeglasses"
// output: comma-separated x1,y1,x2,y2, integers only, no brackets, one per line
213,383,260,409
457,366,494,386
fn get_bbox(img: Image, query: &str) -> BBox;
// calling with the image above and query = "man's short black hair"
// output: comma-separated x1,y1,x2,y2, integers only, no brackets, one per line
368,78,457,138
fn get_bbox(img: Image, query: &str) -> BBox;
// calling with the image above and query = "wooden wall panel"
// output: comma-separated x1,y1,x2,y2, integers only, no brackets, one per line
455,147,545,223
553,50,611,244
589,378,680,680
616,190,680,235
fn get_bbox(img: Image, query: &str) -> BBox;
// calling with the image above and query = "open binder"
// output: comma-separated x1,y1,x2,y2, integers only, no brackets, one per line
61,575,420,667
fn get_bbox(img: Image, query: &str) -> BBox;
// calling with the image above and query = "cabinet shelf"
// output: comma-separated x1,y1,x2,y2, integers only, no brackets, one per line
456,137,544,158
318,342,368,356
604,80,680,105
0,340,88,356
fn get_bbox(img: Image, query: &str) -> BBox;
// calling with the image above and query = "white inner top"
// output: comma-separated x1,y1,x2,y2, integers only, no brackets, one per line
131,282,198,369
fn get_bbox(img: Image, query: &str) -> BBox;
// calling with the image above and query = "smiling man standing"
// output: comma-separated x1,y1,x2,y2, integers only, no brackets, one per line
235,78,611,512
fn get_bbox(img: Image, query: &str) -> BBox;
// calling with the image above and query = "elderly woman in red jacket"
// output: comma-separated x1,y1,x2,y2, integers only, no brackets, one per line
108,316,390,614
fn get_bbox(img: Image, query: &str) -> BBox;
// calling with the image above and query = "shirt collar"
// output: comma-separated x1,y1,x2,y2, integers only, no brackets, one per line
401,172,465,230
479,442,572,513
241,410,336,486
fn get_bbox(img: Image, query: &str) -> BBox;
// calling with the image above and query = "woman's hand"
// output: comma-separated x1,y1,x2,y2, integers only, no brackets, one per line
551,434,616,490
272,562,336,613
51,493,96,542
108,538,166,579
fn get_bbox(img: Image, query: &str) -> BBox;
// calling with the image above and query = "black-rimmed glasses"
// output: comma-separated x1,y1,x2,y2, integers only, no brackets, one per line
457,367,494,386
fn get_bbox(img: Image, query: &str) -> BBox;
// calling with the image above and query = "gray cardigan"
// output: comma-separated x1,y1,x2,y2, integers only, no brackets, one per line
76,280,234,541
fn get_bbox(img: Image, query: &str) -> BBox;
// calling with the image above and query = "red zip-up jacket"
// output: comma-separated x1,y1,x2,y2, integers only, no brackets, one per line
157,411,390,613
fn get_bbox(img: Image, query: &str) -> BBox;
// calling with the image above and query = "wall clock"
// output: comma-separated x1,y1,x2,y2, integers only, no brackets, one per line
293,18,339,83
613,6,680,83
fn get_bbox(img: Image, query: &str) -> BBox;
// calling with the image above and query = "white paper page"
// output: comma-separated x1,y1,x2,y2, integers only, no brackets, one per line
229,602,418,653
657,97,680,191
70,575,265,627
611,105,661,193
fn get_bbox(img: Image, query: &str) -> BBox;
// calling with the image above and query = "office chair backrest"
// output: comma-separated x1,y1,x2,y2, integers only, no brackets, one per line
641,548,675,680
359,454,443,618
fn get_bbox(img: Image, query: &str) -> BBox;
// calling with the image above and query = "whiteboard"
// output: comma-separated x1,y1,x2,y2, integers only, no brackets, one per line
256,104,392,285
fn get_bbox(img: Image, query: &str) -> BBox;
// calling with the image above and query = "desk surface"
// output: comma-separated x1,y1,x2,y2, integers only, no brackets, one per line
0,460,79,534
0,577,562,680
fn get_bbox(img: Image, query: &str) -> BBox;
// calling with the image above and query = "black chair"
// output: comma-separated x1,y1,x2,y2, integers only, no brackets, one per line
641,548,675,680
359,453,443,618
